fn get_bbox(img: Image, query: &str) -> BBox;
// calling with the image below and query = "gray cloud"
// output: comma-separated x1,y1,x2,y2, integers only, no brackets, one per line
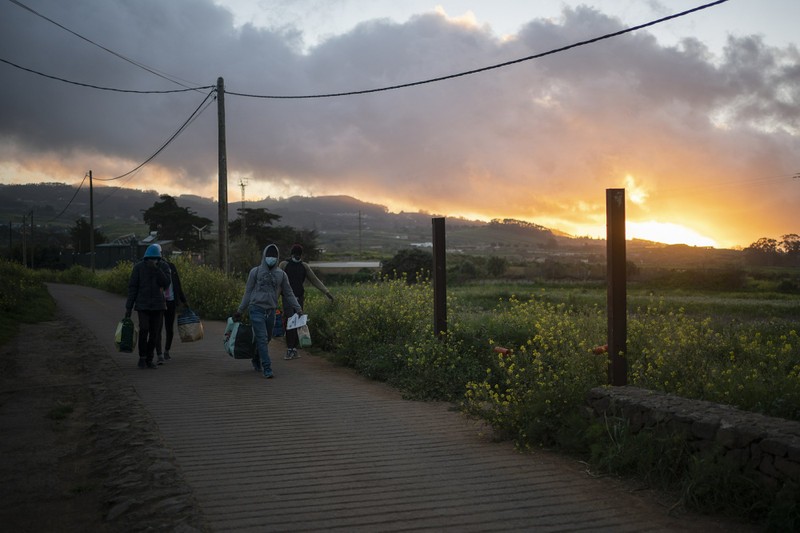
0,0,797,246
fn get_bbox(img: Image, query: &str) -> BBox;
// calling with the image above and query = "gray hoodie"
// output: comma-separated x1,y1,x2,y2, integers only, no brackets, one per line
238,244,301,314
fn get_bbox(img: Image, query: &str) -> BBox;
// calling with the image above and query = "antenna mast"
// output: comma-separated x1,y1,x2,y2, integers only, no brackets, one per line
239,177,248,238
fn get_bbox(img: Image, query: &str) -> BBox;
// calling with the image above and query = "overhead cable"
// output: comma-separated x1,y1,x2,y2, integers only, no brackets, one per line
227,0,729,99
0,57,214,94
7,0,202,91
44,175,87,223
94,88,216,182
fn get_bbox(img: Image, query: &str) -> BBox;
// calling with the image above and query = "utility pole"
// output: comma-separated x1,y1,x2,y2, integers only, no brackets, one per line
217,77,229,274
358,211,362,257
21,213,26,267
239,177,248,239
89,170,95,272
29,209,34,269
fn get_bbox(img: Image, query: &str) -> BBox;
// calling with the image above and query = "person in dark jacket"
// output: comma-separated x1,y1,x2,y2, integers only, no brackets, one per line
156,256,188,363
126,244,171,369
278,243,334,360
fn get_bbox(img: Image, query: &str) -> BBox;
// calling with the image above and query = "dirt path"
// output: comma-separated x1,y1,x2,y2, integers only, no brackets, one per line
0,310,207,532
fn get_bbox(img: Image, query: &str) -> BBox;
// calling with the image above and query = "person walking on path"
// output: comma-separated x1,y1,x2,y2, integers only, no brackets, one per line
156,255,188,364
126,244,171,369
235,244,302,379
279,243,334,360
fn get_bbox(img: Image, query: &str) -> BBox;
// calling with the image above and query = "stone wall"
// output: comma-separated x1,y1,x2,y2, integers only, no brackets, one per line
586,386,800,490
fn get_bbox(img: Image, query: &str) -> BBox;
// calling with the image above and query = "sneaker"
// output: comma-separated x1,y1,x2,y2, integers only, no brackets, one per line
157,354,164,364
292,348,300,359
263,371,274,379
138,358,146,369
146,360,158,369
164,351,171,361
283,350,293,360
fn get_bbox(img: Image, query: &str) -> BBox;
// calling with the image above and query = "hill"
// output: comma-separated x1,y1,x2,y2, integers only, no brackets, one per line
0,182,744,267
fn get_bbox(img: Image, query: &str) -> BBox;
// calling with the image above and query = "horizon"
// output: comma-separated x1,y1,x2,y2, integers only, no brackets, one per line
6,179,787,251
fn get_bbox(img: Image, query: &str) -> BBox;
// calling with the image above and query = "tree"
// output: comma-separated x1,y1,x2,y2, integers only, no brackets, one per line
229,207,282,244
743,237,779,266
780,234,800,255
229,208,322,259
70,218,106,253
486,256,508,277
381,248,432,283
142,195,212,251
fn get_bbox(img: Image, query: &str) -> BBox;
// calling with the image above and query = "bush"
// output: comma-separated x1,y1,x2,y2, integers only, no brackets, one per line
381,248,432,283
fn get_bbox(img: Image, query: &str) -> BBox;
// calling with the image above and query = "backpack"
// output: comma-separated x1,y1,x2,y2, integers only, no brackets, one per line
224,317,256,359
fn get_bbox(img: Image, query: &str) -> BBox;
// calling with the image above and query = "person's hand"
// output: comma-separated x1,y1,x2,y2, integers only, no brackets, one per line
296,308,303,316
125,309,131,318
233,311,242,321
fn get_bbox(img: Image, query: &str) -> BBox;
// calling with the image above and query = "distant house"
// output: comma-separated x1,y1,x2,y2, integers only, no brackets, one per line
63,231,176,269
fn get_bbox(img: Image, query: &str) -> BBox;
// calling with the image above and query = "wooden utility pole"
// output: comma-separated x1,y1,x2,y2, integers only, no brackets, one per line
28,209,34,269
21,213,26,267
89,170,95,272
606,188,627,386
217,77,229,273
432,217,447,338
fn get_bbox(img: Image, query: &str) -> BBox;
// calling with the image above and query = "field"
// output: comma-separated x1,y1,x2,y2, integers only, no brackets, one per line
9,258,800,526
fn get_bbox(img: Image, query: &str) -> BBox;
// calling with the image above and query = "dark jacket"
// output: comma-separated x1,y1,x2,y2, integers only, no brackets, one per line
126,258,171,312
165,261,187,304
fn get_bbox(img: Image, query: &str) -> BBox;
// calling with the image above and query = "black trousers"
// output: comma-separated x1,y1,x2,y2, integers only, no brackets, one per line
137,309,164,361
157,300,177,353
284,295,305,350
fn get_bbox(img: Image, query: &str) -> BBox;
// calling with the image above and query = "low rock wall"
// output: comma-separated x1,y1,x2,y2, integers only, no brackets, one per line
586,386,800,490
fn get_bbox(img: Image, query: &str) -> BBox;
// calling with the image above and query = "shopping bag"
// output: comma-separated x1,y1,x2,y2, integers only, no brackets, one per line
297,324,312,348
273,309,285,337
177,307,204,342
224,317,255,359
115,317,137,353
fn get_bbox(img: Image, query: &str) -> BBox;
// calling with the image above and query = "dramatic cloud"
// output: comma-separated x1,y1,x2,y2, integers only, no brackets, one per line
0,0,797,247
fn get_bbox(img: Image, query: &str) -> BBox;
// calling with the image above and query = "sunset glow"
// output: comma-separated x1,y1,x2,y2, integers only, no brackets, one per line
627,221,717,248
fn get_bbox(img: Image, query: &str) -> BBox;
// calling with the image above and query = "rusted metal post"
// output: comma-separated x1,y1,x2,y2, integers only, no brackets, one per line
606,188,627,386
432,217,447,338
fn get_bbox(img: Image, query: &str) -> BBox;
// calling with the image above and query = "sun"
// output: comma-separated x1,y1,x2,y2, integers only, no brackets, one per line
627,221,717,247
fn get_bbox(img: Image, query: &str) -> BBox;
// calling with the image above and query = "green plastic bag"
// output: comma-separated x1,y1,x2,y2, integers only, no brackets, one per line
115,317,137,353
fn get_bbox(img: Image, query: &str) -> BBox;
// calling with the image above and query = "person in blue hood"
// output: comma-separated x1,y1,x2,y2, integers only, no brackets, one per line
235,244,302,378
125,243,171,369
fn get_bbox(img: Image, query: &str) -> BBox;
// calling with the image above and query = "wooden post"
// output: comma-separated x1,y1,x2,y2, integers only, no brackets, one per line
606,188,627,386
89,170,95,272
217,77,229,274
432,217,447,338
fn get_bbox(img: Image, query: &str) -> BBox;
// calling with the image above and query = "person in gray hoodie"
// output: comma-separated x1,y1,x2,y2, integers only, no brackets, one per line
235,244,302,378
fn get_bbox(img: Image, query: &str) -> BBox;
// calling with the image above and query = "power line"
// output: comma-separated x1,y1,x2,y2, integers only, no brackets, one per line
227,0,730,99
0,57,214,94
94,88,216,182
41,89,215,220
44,175,87,224
7,0,202,91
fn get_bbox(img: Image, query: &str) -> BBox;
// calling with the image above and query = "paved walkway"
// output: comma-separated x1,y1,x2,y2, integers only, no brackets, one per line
48,284,749,532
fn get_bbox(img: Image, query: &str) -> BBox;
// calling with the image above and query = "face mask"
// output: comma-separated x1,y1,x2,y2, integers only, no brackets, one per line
265,257,277,267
